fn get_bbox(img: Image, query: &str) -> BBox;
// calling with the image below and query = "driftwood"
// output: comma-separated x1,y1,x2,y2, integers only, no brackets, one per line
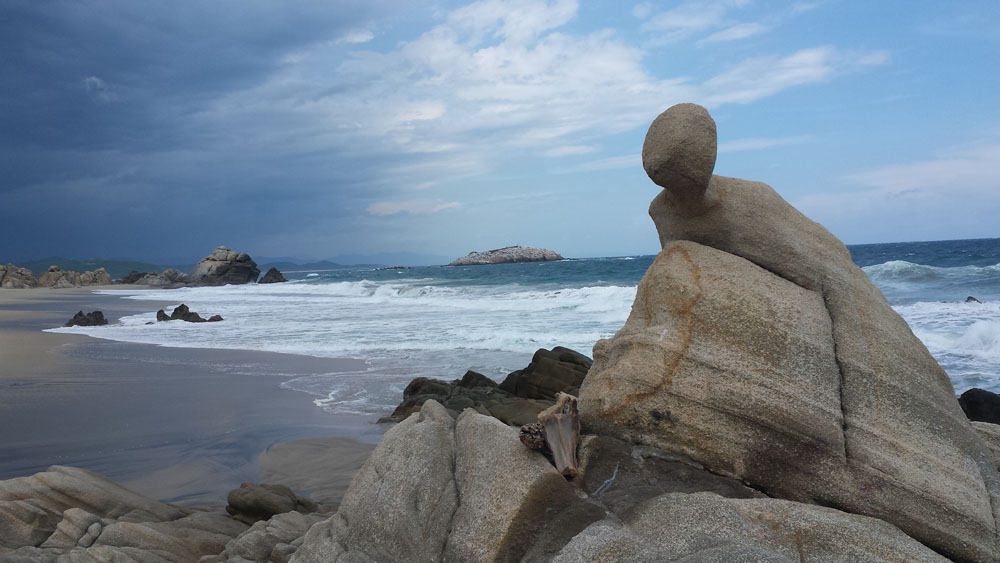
520,393,580,478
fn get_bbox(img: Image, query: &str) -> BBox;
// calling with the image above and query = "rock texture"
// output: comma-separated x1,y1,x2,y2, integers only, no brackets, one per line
64,311,108,327
0,264,37,289
135,268,191,287
578,103,1000,562
0,465,246,561
447,245,563,266
203,511,325,563
259,267,288,284
379,347,591,425
225,483,317,525
189,246,261,285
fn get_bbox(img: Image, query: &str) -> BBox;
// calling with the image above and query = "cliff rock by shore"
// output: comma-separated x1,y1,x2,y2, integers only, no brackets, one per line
447,245,562,266
188,246,261,286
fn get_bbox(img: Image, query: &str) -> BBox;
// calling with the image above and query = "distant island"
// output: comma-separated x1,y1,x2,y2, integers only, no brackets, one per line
447,245,563,266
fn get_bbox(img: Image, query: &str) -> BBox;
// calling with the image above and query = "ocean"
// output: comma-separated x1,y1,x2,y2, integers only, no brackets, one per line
50,238,1000,415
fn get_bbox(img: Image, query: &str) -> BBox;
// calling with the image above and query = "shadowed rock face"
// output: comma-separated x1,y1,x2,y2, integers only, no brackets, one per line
189,246,261,285
578,103,1000,562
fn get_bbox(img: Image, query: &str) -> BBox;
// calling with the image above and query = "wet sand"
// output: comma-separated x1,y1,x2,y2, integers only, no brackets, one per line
0,287,383,506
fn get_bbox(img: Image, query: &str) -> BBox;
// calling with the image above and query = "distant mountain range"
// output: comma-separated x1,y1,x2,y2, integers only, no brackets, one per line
10,251,453,281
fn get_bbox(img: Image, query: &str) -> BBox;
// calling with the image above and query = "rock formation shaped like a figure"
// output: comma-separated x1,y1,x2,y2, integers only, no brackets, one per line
189,246,261,285
578,103,1000,562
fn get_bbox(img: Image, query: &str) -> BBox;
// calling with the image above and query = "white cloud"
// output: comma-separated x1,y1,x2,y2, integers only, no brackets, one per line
337,29,375,44
367,200,462,216
578,154,638,171
703,22,768,42
82,75,119,102
640,2,728,39
718,135,812,152
544,145,598,157
793,144,1000,242
702,46,888,106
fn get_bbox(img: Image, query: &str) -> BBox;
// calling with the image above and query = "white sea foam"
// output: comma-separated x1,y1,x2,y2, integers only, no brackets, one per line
49,280,637,414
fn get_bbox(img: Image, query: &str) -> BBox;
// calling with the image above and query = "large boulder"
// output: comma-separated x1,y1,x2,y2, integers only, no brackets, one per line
225,483,317,525
135,268,191,287
35,266,80,288
293,401,583,563
0,264,37,289
78,267,112,286
578,103,1000,562
64,311,108,327
499,346,592,399
259,267,288,284
189,246,260,286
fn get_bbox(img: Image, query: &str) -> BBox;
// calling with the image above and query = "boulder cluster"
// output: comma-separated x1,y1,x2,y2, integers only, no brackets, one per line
447,245,563,266
155,304,223,323
0,264,111,289
379,346,591,426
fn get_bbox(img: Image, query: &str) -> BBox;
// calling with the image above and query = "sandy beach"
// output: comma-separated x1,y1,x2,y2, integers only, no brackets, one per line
0,287,381,507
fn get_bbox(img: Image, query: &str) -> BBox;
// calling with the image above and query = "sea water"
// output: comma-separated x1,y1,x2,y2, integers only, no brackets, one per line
50,238,1000,414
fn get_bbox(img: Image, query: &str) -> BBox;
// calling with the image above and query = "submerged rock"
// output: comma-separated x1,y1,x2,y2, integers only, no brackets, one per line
64,311,108,327
259,267,288,284
189,246,261,285
447,245,563,266
0,264,37,289
577,103,1000,562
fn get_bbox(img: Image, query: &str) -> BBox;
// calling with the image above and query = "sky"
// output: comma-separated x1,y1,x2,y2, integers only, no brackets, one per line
2,0,998,264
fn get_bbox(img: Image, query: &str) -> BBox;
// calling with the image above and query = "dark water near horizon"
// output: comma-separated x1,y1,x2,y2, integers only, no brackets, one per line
54,238,1000,411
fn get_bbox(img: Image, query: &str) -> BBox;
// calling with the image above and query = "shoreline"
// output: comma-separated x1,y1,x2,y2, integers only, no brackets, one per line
0,286,384,506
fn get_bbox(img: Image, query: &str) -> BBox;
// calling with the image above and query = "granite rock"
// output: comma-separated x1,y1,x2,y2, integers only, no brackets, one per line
259,268,288,284
0,264,37,289
959,387,1000,424
578,103,1000,562
225,483,317,525
64,311,108,327
189,246,261,285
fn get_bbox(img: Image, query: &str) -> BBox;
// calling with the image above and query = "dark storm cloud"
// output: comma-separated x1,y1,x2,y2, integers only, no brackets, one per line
0,0,403,262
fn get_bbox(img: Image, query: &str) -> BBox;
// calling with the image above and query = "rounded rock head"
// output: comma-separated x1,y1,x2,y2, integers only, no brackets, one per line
642,103,717,204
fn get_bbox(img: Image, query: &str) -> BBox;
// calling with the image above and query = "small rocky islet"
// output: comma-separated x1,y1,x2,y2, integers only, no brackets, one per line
447,245,563,266
4,104,1000,561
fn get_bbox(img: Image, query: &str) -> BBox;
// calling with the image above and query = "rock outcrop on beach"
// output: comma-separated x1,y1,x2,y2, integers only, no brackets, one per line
576,103,1000,562
959,387,1000,424
35,266,112,288
189,246,261,285
447,245,563,266
379,346,591,425
64,311,108,327
259,267,288,284
225,482,318,525
155,304,223,323
0,465,247,561
0,264,37,289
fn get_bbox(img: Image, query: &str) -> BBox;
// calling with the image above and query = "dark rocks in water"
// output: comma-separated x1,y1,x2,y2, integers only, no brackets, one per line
189,246,261,285
225,482,318,525
959,388,1000,425
967,295,983,303
499,346,592,400
379,347,591,426
447,245,563,266
259,267,288,284
64,311,108,327
156,303,223,323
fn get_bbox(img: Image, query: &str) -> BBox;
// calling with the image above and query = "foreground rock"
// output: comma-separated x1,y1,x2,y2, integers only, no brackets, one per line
35,266,112,288
225,483,317,525
578,103,1000,561
259,267,288,284
447,245,563,266
379,346,591,425
156,304,223,323
0,465,246,561
0,264,37,288
64,311,108,327
189,246,261,285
